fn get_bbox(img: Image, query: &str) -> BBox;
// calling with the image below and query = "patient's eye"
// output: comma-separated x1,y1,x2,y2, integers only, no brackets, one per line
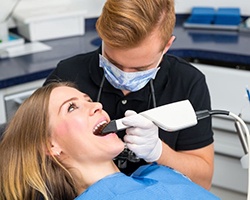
68,102,78,112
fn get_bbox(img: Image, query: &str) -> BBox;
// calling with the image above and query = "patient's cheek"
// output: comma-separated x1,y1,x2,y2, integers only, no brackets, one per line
53,122,69,136
52,117,86,140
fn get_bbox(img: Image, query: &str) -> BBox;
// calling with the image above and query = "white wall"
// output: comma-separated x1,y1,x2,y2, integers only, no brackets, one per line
6,0,250,28
175,0,250,16
14,0,106,18
13,0,250,18
6,0,105,27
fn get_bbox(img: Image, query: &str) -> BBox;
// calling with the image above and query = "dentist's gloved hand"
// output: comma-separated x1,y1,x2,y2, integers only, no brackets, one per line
122,110,162,162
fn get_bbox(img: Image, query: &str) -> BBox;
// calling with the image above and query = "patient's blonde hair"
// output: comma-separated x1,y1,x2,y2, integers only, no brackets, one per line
0,82,77,200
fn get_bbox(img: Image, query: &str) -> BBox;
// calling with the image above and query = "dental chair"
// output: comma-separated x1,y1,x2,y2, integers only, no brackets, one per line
0,123,6,140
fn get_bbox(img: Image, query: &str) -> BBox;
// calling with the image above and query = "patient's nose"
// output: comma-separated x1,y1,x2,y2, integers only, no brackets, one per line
89,102,103,115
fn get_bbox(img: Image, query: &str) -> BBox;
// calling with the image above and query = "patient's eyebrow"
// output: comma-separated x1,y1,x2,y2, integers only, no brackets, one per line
58,97,78,114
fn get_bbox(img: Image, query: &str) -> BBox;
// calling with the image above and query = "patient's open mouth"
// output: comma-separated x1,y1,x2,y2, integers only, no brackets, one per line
93,121,109,136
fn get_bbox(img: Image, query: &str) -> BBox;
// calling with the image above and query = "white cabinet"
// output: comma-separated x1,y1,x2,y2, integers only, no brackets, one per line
0,79,44,124
193,63,250,194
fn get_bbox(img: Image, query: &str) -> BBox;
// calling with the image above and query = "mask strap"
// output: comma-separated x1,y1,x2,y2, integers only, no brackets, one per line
155,52,164,68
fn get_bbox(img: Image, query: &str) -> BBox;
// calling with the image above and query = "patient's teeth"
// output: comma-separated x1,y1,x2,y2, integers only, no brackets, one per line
93,121,108,135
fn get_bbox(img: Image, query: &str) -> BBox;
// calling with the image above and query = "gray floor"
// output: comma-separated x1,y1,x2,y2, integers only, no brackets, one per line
211,185,247,200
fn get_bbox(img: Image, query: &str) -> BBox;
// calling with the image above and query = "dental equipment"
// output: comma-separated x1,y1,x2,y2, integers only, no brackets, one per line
99,100,197,135
98,100,228,135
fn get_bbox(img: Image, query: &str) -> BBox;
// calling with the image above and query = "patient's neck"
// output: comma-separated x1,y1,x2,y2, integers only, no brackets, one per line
71,161,120,195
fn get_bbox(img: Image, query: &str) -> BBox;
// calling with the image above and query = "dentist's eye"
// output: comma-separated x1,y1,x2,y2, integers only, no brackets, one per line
87,98,93,103
68,102,78,112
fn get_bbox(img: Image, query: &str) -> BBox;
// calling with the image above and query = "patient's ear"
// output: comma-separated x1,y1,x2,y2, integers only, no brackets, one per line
48,141,62,156
51,145,62,156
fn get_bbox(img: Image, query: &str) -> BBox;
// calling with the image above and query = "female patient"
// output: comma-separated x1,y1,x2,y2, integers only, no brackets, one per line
0,82,219,200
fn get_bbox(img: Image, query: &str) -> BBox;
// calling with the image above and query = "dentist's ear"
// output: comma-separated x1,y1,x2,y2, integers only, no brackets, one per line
163,35,176,54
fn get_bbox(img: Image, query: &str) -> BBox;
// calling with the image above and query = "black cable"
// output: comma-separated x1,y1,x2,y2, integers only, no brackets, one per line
195,109,230,120
96,75,105,102
150,79,156,108
195,109,249,153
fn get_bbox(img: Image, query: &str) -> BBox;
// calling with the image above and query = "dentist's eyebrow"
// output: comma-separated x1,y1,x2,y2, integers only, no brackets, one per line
83,93,93,102
58,97,78,114
104,52,152,70
104,53,122,67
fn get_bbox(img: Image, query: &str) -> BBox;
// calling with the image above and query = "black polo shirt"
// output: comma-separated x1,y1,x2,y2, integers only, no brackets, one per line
44,46,213,174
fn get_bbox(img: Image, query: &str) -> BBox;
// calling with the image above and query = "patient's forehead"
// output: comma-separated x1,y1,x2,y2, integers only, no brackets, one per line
51,86,90,98
49,86,92,108
51,86,77,99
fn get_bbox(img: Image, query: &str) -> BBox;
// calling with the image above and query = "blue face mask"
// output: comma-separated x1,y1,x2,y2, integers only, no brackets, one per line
99,54,161,92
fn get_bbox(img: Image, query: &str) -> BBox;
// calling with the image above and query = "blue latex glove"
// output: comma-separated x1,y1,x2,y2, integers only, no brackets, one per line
123,110,162,162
